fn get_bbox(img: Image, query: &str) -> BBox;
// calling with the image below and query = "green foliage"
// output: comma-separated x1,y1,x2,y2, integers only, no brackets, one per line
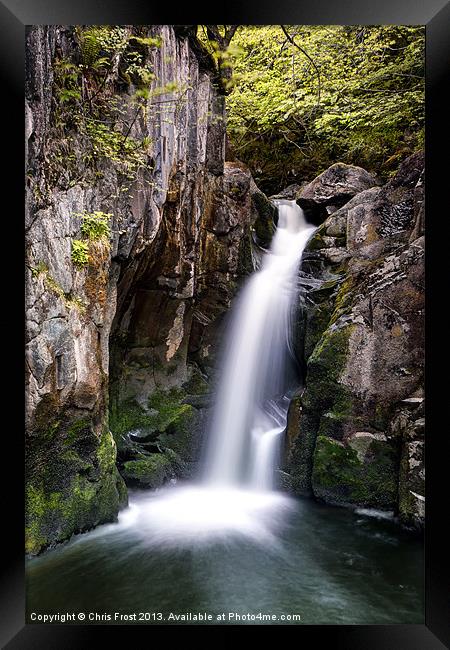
83,118,149,179
76,26,128,68
197,26,243,92
225,25,425,193
76,210,112,241
121,48,155,85
54,59,82,105
71,240,89,268
43,27,165,193
70,210,112,272
130,35,163,48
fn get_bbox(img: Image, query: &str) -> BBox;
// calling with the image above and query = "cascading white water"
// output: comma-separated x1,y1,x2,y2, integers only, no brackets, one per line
104,201,315,546
203,200,316,491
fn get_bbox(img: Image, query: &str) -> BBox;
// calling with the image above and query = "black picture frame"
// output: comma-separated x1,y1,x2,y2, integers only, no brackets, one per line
2,0,449,646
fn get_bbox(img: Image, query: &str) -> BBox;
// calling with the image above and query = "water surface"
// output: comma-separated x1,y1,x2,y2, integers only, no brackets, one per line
26,488,423,625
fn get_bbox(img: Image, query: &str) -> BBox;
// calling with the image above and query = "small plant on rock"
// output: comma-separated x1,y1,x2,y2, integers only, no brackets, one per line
71,240,89,268
77,210,112,241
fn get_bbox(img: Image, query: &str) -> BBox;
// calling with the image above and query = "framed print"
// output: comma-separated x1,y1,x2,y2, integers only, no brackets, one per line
1,0,449,646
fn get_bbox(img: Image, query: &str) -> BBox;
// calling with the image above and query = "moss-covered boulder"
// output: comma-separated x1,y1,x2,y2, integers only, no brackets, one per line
288,408,317,495
110,387,195,447
158,407,203,464
122,453,176,489
26,425,127,555
288,324,355,494
312,435,398,509
113,382,207,485
116,382,206,489
304,325,356,434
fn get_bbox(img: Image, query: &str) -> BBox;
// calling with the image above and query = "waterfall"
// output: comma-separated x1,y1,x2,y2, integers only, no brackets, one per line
204,200,315,490
203,200,316,490
107,201,315,545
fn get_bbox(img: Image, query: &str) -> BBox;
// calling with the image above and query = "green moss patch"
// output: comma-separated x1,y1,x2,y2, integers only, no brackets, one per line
25,464,124,555
312,435,398,509
109,399,152,439
148,388,194,431
122,453,174,488
26,421,125,555
305,324,355,423
110,388,195,440
328,275,357,326
306,230,326,251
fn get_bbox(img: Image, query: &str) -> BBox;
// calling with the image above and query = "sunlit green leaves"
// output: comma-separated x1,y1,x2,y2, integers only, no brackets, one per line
71,240,89,268
225,25,424,191
77,211,112,241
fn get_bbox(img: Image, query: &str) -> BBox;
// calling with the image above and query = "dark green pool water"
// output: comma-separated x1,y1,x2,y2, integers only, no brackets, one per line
26,488,423,625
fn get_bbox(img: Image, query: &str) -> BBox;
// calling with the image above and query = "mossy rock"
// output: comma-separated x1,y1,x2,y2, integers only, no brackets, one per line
317,412,349,441
121,453,175,488
147,388,194,432
328,275,357,326
288,409,319,495
303,302,333,361
312,435,398,509
237,232,254,277
305,324,355,417
251,192,277,248
289,325,355,496
158,405,201,465
25,424,126,555
110,387,194,446
112,382,204,484
372,401,395,432
109,399,153,442
183,365,210,396
306,231,326,252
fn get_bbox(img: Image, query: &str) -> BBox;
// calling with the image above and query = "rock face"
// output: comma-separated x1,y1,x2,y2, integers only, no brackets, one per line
109,159,262,486
287,152,425,530
25,26,270,554
269,183,304,201
297,162,380,224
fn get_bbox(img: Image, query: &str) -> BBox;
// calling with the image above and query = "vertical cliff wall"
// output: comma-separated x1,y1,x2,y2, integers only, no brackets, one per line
25,25,272,554
286,154,425,530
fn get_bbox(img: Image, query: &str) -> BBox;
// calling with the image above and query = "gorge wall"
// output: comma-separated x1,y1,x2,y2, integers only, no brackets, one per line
286,154,425,530
25,25,274,554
